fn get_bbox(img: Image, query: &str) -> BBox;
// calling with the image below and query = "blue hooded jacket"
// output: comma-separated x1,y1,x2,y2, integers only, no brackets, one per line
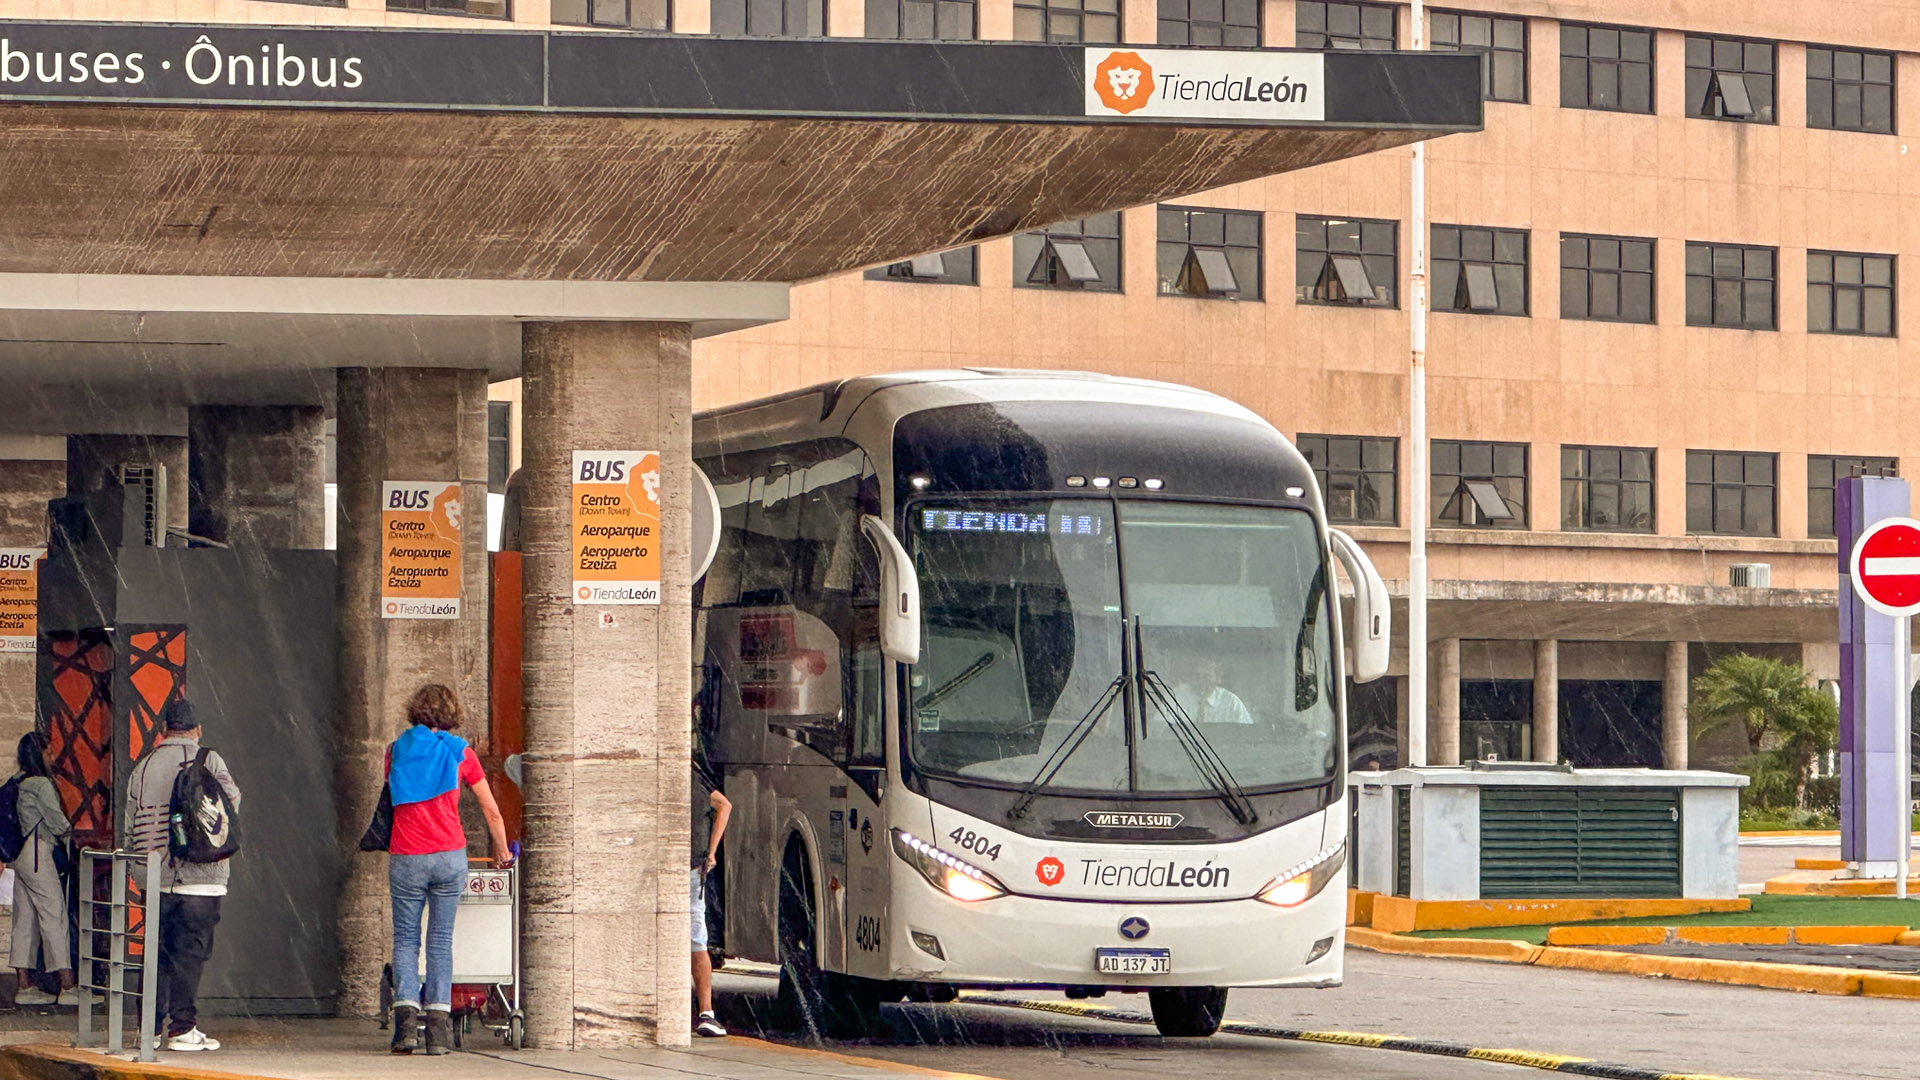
389,725,468,807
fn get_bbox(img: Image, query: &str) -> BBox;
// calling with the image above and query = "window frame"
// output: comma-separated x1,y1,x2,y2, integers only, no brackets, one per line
1431,8,1528,104
1298,434,1399,526
1159,0,1261,48
711,0,827,36
1559,22,1655,114
1295,0,1397,50
1806,44,1896,135
549,0,669,29
1295,214,1398,308
1013,0,1119,42
1685,242,1777,330
1432,439,1529,530
1156,205,1263,302
1560,445,1655,534
1013,214,1123,294
387,0,511,17
1559,233,1655,325
1807,249,1895,338
865,247,980,287
1808,455,1898,539
1432,224,1529,317
865,0,979,39
1684,449,1778,537
1684,33,1777,125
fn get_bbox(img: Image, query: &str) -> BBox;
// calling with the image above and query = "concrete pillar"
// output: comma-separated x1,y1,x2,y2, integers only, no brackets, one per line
334,368,490,1017
1664,640,1691,770
0,456,65,743
519,322,694,1049
187,406,327,548
1435,637,1461,766
1533,638,1559,764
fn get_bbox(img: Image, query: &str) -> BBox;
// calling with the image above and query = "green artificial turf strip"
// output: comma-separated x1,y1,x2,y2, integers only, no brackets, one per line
1400,895,1920,944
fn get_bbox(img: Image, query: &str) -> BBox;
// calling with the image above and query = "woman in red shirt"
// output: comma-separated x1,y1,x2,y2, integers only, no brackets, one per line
386,685,511,1055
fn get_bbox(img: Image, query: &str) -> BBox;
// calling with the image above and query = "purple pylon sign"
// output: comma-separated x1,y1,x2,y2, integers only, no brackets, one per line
1837,475,1913,877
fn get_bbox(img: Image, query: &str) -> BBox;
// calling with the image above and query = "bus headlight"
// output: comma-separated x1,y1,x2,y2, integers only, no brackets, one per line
891,829,1009,902
1254,842,1345,908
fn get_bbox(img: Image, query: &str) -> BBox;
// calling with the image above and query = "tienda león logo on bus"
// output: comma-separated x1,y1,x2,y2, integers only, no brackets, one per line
1093,50,1154,114
1035,856,1066,886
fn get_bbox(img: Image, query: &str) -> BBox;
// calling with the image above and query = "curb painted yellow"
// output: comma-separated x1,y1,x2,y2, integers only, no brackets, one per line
1792,925,1907,945
1369,896,1749,933
1765,876,1920,896
1346,889,1376,927
1346,926,1540,962
1674,926,1791,945
0,1044,287,1080
1534,947,1865,995
1896,930,1920,946
1738,830,1839,838
1545,926,1667,946
1858,972,1920,999
1792,858,1846,871
732,1035,1014,1080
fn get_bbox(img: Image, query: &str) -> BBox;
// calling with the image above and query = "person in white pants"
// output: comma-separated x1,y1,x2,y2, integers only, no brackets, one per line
10,732,79,1007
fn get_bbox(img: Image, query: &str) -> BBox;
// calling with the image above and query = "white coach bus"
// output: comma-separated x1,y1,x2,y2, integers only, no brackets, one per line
692,370,1390,1039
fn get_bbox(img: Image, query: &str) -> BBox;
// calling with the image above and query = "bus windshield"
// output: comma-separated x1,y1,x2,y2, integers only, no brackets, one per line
905,500,1337,796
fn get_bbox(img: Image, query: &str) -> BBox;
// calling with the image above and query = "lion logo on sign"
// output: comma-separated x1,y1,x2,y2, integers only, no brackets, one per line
1094,51,1154,115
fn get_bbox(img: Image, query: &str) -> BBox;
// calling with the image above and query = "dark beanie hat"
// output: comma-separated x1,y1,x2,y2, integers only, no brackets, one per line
162,699,198,732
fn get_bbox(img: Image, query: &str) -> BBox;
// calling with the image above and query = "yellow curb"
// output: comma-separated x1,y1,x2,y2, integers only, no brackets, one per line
730,1035,1014,1080
1675,926,1792,945
1346,889,1376,928
1792,925,1907,945
1859,972,1920,999
1544,926,1667,946
0,1043,286,1080
1345,927,1541,963
1896,930,1920,946
1793,858,1846,871
1534,947,1865,996
1765,877,1920,896
1739,830,1840,838
1369,895,1748,933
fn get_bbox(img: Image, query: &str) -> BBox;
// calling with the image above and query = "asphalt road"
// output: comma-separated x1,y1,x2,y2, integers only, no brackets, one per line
720,948,1920,1080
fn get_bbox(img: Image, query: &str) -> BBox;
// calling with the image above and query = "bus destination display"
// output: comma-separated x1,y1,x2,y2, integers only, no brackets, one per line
918,509,1107,536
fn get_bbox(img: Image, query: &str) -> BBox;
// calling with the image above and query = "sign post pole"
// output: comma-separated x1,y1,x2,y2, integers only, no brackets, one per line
1848,515,1920,898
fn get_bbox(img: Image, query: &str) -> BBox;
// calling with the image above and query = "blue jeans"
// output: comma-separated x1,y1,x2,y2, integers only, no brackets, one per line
389,849,467,1011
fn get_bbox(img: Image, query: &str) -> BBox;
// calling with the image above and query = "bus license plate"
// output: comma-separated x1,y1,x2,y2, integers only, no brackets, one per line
1096,948,1171,975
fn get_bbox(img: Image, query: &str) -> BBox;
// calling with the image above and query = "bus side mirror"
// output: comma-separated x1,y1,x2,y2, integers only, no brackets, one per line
1327,529,1390,683
861,515,921,664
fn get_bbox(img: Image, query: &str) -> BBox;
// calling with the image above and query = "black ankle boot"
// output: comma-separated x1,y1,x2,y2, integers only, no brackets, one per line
423,1010,453,1056
390,1006,419,1053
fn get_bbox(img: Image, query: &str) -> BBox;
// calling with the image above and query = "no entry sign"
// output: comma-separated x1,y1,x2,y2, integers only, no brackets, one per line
1850,517,1920,616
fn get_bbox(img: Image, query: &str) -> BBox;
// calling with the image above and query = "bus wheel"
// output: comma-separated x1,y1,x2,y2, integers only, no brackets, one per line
1148,987,1228,1037
775,843,878,1041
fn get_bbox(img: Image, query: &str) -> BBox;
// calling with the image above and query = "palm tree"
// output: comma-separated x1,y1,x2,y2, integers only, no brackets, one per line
1690,653,1837,809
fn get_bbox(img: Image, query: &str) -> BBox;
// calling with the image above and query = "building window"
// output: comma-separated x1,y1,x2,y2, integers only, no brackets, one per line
267,1,345,6
867,0,976,38
1685,450,1776,537
1685,35,1775,123
1298,435,1397,525
1013,214,1122,293
1296,1,1396,50
1808,251,1895,337
1686,242,1775,330
1808,46,1895,134
1433,440,1527,529
1432,225,1527,316
1560,234,1654,324
1157,207,1261,301
487,401,513,495
1296,216,1396,308
712,0,824,35
1559,23,1653,114
1161,0,1260,48
388,0,508,15
1431,10,1526,103
1561,446,1653,533
1809,456,1898,539
864,247,978,286
1013,0,1117,42
551,0,668,29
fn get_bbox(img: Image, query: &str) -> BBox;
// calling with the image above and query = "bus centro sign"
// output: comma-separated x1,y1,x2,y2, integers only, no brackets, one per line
1084,811,1184,829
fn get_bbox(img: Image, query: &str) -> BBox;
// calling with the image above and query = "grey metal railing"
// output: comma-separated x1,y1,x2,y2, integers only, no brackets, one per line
72,848,161,1063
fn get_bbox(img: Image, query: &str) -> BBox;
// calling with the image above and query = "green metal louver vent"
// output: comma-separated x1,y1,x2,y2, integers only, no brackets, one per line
1394,786,1411,897
1479,787,1681,899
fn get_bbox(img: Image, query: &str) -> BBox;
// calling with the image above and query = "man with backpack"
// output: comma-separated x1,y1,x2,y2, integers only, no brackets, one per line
125,700,241,1052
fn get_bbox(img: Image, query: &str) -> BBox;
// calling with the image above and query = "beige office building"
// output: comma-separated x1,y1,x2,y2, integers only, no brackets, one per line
688,0,1920,770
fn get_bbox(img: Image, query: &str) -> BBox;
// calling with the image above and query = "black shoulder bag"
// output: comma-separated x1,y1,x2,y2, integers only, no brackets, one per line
359,752,394,852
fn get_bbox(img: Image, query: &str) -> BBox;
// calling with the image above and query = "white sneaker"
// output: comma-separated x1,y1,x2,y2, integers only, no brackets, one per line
695,1011,727,1038
166,1028,221,1051
14,987,56,1006
56,987,101,1007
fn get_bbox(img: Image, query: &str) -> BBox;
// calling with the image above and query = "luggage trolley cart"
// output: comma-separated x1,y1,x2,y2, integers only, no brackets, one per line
380,862,525,1050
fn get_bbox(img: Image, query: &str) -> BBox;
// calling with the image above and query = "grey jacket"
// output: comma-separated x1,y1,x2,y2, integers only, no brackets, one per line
124,736,241,895
14,774,70,841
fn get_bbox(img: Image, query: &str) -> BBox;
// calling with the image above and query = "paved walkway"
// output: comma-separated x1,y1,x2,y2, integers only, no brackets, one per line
1582,942,1920,973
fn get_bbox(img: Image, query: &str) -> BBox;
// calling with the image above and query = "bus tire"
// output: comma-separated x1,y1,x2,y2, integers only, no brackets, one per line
1148,987,1228,1037
775,841,878,1041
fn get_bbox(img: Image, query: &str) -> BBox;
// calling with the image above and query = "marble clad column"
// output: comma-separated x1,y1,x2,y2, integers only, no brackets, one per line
1532,639,1559,764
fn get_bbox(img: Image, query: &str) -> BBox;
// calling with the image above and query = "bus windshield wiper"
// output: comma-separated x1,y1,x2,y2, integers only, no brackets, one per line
916,653,997,712
1009,622,1129,821
1133,618,1257,825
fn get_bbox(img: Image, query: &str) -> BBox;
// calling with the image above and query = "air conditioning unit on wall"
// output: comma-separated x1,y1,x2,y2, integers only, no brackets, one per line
1729,563,1771,588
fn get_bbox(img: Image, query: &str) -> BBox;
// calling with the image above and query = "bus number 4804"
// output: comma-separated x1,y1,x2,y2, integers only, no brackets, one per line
948,828,1002,862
